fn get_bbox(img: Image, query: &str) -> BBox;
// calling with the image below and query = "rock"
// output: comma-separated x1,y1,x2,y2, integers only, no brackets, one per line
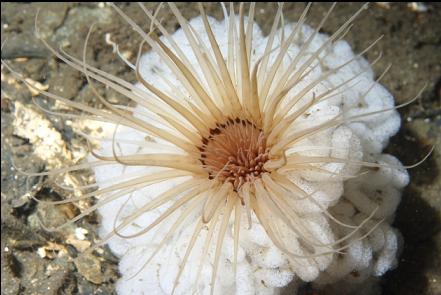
74,252,104,284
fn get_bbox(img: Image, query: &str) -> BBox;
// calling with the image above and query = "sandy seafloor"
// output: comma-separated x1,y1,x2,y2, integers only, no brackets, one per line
1,3,440,295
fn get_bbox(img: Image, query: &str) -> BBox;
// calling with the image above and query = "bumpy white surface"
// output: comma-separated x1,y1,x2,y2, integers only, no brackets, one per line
92,15,408,295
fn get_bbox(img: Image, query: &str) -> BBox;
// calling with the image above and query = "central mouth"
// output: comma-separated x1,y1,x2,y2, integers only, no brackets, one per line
199,117,269,190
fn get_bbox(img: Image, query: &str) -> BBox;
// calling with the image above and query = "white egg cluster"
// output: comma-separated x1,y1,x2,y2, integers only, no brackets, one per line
92,13,407,295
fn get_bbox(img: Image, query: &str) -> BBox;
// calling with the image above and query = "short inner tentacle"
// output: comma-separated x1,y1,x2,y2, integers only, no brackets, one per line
199,117,270,191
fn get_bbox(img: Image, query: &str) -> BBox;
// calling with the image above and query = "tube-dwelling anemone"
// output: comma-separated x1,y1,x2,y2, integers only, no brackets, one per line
2,2,428,295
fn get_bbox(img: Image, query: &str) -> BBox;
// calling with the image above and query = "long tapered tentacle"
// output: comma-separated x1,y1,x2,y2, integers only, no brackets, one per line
209,193,235,295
